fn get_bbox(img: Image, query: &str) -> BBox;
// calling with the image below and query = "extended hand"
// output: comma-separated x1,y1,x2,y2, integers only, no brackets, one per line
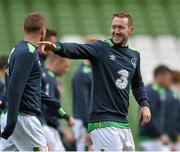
139,106,151,125
38,41,56,55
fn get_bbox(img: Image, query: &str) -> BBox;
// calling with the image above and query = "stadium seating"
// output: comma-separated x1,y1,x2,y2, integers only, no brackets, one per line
132,36,180,83
0,0,180,82
0,0,180,47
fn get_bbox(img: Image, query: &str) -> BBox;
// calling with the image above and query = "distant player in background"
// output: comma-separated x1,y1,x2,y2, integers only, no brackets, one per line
170,70,180,150
162,70,180,151
72,35,101,151
41,29,74,151
38,12,151,151
44,54,74,151
0,13,69,151
138,65,172,151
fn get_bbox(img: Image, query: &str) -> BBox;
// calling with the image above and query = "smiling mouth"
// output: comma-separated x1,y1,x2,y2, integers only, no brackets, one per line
114,36,122,39
114,34,122,37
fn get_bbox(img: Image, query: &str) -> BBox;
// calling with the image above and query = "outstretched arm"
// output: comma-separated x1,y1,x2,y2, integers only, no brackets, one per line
38,41,101,59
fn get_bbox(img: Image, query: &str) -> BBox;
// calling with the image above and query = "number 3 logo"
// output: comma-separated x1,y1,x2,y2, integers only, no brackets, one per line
115,69,129,89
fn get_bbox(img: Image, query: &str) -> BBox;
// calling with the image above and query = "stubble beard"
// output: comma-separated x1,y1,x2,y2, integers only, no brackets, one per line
112,36,125,46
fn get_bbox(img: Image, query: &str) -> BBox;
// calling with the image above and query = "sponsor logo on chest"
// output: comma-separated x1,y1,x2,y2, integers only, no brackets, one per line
109,54,116,61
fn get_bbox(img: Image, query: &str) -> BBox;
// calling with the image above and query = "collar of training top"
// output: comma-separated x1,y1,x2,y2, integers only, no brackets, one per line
105,39,128,49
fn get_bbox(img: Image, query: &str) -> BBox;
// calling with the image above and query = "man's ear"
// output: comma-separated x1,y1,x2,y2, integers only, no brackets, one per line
130,26,135,35
42,26,46,35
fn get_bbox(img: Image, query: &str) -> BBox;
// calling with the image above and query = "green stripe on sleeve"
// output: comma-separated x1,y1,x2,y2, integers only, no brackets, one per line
58,107,66,116
54,43,62,52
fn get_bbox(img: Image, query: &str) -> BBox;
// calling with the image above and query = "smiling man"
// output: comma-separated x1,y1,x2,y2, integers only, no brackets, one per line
38,12,151,151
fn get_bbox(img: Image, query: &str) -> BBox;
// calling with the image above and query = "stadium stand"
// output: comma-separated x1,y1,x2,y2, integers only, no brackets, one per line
0,0,180,82
0,0,179,81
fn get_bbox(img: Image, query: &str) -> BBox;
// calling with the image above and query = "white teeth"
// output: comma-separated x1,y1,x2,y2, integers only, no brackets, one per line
114,35,120,38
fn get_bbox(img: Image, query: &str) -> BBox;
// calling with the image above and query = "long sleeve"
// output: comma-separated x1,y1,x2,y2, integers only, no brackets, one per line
131,53,150,107
55,41,101,59
41,91,69,119
1,52,34,139
41,90,60,109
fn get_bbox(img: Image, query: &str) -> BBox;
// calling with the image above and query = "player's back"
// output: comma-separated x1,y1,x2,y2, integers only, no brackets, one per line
5,40,42,116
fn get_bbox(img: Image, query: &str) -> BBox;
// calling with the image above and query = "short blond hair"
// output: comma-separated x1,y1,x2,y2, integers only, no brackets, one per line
112,12,133,26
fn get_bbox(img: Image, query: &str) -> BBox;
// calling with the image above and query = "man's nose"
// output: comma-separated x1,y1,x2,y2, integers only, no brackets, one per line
114,28,120,33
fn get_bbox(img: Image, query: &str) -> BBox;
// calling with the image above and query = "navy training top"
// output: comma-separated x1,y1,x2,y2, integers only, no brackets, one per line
55,39,149,123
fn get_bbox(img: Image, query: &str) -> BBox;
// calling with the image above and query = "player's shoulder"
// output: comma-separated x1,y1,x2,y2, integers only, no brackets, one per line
73,64,85,79
128,47,140,55
91,39,119,51
126,47,141,61
88,39,103,47
74,64,84,75
99,39,116,49
15,41,37,56
145,84,158,95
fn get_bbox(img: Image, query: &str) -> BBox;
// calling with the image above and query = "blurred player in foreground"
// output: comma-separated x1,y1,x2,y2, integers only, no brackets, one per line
0,13,69,151
171,71,180,150
0,13,48,151
38,11,151,151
